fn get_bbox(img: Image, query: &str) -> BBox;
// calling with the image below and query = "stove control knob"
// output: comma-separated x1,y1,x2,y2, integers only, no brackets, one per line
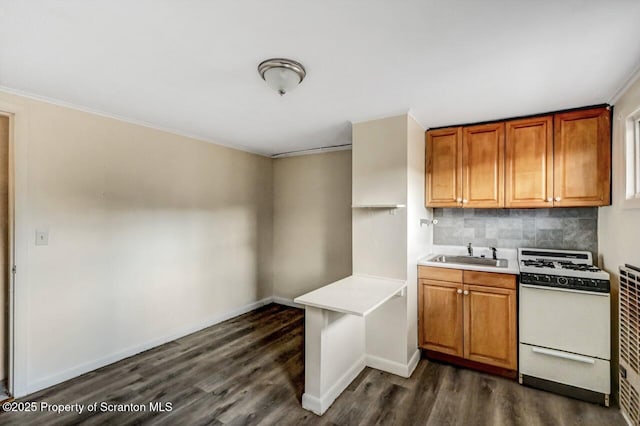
532,275,539,281
558,277,568,285
576,279,584,287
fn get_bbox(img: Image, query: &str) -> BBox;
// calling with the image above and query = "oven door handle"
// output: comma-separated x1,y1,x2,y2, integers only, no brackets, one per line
531,346,595,364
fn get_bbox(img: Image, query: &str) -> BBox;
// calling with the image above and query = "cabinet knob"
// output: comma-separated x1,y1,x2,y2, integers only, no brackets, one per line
457,289,463,294
555,197,561,202
546,197,552,202
462,199,468,204
456,198,462,203
463,290,469,295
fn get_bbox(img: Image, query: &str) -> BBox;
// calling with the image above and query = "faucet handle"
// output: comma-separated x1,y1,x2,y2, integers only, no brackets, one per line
490,247,497,260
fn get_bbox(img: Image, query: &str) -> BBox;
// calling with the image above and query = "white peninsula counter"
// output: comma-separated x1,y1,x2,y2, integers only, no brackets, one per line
294,274,407,415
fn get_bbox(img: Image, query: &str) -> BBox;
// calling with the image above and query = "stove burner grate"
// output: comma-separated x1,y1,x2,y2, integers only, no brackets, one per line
522,260,555,268
558,262,601,272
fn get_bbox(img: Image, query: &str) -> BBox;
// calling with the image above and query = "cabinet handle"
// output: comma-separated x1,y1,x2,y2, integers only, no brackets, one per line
546,197,552,202
457,289,462,294
555,197,561,202
463,290,469,295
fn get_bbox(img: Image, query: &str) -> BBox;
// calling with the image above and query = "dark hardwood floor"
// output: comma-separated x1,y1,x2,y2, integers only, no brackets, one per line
0,304,625,425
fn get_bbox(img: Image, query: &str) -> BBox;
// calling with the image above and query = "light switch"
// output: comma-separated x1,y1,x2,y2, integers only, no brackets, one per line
35,230,48,246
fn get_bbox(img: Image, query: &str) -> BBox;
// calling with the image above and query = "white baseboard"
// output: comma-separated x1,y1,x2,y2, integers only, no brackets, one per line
301,393,323,416
24,297,273,396
302,356,366,416
271,296,304,309
366,348,421,378
407,348,421,377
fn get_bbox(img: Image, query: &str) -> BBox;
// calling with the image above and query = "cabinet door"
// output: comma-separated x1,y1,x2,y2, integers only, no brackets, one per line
419,279,463,356
426,127,462,207
463,285,517,370
505,116,553,208
553,107,611,206
462,123,505,208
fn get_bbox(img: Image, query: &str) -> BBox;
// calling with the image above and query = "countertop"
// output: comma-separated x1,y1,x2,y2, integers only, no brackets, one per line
418,245,520,275
293,274,407,316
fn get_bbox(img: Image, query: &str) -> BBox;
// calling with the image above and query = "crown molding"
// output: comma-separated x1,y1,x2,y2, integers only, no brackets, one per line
0,85,270,157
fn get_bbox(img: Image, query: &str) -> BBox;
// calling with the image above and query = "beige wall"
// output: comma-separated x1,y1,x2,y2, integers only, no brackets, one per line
0,90,274,393
272,150,352,300
599,74,640,398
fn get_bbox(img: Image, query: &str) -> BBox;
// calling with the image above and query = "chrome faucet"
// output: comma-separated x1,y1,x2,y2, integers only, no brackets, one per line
491,247,497,260
467,242,473,256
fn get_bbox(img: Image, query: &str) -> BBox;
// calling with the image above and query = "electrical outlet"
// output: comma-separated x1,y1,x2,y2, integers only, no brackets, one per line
35,230,48,246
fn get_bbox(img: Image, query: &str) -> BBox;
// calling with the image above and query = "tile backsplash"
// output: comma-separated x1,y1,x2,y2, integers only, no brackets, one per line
433,208,598,256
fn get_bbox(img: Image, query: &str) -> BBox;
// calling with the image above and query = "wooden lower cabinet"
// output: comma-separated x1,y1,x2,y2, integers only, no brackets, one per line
419,279,463,357
418,266,517,376
464,284,517,370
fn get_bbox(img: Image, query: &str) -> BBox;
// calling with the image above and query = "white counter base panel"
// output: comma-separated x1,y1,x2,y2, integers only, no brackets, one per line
294,274,412,416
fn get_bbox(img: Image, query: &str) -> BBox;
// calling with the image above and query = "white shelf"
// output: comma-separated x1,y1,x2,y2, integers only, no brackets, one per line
351,204,406,209
294,274,407,317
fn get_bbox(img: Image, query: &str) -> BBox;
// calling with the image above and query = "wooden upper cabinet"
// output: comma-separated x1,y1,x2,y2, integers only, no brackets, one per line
426,127,462,207
425,106,612,209
462,123,505,208
505,116,554,208
463,284,517,370
553,107,611,206
419,279,464,357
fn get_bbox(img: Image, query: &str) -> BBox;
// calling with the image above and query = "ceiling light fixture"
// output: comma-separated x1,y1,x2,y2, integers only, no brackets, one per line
258,58,306,96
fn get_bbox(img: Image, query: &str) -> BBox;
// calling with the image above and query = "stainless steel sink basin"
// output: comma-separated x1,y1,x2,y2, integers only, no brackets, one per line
428,254,508,268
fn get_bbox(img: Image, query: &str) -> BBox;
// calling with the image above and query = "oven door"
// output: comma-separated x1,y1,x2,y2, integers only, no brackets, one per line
519,283,610,360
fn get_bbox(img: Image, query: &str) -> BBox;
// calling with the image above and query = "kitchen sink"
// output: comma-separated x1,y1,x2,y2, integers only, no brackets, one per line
428,254,508,268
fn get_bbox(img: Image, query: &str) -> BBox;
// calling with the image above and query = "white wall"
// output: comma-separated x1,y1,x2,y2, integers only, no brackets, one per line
0,115,7,382
352,114,425,368
0,90,274,395
406,115,431,358
272,151,352,300
600,73,640,275
352,116,407,207
599,73,640,398
352,115,408,280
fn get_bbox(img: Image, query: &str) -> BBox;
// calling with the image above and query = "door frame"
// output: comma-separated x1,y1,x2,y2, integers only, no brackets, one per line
0,99,29,397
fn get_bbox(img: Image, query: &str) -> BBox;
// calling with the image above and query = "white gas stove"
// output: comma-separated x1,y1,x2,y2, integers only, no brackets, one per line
518,248,609,292
518,248,611,406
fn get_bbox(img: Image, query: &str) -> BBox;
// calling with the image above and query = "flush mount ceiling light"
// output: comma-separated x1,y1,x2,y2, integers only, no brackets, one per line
258,58,306,96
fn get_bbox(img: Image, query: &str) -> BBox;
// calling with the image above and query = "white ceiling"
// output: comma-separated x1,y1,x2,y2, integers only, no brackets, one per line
1,1,639,156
